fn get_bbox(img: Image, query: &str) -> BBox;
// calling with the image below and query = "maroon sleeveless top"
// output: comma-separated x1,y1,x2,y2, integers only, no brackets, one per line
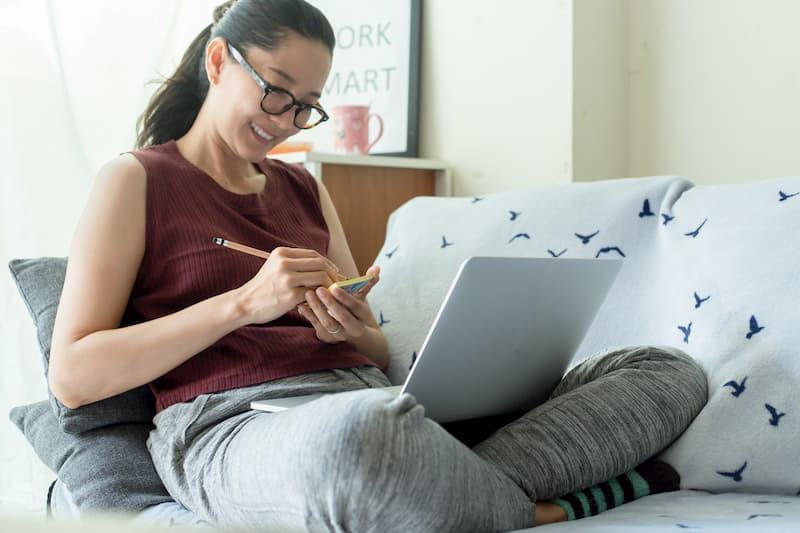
126,141,374,412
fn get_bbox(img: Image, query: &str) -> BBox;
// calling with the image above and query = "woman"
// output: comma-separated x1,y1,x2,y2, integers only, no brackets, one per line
48,0,707,530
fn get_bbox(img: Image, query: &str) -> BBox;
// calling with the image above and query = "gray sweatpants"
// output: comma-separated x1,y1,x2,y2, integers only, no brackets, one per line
147,345,707,532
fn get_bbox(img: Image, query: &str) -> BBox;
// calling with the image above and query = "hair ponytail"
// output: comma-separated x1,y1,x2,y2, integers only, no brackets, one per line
134,22,213,149
134,0,334,149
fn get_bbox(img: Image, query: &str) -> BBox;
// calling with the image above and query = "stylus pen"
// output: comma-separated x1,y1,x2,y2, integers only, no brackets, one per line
211,237,344,280
212,237,271,260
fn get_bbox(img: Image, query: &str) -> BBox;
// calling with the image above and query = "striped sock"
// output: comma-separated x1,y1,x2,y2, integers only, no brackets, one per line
551,460,680,520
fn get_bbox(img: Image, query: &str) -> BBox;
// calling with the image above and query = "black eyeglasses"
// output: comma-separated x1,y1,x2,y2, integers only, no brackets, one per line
227,42,329,130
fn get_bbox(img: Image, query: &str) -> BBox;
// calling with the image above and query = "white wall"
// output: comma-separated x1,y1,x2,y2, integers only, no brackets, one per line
627,0,800,184
419,0,573,196
421,0,800,188
572,0,628,182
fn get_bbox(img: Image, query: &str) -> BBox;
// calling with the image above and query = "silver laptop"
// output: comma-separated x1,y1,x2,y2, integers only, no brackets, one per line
251,256,622,423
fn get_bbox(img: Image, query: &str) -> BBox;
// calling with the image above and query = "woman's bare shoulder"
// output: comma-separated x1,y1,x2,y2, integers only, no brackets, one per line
97,152,147,183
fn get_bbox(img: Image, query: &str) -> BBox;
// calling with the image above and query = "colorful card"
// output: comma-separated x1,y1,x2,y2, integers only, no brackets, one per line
329,274,373,295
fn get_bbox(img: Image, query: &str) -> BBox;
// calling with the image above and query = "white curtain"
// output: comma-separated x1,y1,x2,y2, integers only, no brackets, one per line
0,0,220,516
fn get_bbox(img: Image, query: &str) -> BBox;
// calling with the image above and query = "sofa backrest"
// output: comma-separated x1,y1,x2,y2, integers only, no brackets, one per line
368,175,800,495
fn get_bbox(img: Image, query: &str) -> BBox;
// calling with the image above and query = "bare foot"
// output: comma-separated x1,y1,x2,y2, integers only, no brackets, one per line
533,501,568,526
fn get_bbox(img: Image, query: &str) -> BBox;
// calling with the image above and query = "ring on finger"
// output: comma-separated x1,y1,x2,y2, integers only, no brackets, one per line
327,326,342,335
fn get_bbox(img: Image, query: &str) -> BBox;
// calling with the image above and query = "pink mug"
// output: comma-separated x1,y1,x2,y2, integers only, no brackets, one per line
331,105,384,154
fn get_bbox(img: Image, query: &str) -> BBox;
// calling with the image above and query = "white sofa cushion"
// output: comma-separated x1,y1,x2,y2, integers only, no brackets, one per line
656,178,800,494
369,175,692,383
368,175,800,495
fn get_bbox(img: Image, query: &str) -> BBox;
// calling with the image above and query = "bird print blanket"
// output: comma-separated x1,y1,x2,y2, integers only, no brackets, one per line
367,175,800,495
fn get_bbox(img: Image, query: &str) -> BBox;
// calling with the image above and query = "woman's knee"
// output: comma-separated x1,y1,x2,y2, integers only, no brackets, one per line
294,390,444,529
297,389,428,483
554,345,708,415
626,345,708,407
647,345,707,384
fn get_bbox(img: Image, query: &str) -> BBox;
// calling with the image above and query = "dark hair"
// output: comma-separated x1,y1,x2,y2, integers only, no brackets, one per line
134,0,335,149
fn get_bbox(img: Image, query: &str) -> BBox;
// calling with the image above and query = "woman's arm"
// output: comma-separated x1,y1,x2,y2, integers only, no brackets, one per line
49,155,338,408
316,179,359,279
304,180,389,370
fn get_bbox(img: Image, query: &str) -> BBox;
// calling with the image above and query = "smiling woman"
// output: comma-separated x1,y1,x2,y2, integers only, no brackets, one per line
22,1,709,531
135,0,334,152
225,41,329,130
46,0,394,525
178,30,333,169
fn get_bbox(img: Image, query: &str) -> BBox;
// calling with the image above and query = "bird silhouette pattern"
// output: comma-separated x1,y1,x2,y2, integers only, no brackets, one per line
693,292,711,309
765,404,786,427
678,322,693,344
717,462,748,482
509,233,531,243
596,246,626,258
746,315,765,339
575,230,599,244
684,218,708,238
375,186,800,500
384,245,399,259
639,198,655,217
723,376,747,397
408,351,418,371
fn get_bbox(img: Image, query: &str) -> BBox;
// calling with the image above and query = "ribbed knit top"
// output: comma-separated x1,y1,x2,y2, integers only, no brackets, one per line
126,140,374,412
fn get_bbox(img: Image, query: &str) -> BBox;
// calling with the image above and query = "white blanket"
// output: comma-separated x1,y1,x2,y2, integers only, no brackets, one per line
368,175,800,495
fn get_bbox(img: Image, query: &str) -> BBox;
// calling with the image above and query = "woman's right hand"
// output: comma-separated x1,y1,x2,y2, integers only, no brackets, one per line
238,247,342,324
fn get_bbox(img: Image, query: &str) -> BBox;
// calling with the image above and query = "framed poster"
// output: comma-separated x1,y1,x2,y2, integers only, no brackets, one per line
290,0,421,157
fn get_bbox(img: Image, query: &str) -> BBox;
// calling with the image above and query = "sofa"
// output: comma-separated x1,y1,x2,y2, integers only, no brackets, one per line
8,174,800,531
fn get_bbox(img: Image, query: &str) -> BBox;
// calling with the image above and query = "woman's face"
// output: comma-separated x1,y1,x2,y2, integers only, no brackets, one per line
213,32,332,161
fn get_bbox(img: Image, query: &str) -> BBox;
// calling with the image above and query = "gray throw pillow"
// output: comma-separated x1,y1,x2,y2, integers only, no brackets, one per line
8,257,155,434
9,401,172,513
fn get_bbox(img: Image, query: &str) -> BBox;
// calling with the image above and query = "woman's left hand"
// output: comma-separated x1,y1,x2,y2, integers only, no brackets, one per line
297,265,381,344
